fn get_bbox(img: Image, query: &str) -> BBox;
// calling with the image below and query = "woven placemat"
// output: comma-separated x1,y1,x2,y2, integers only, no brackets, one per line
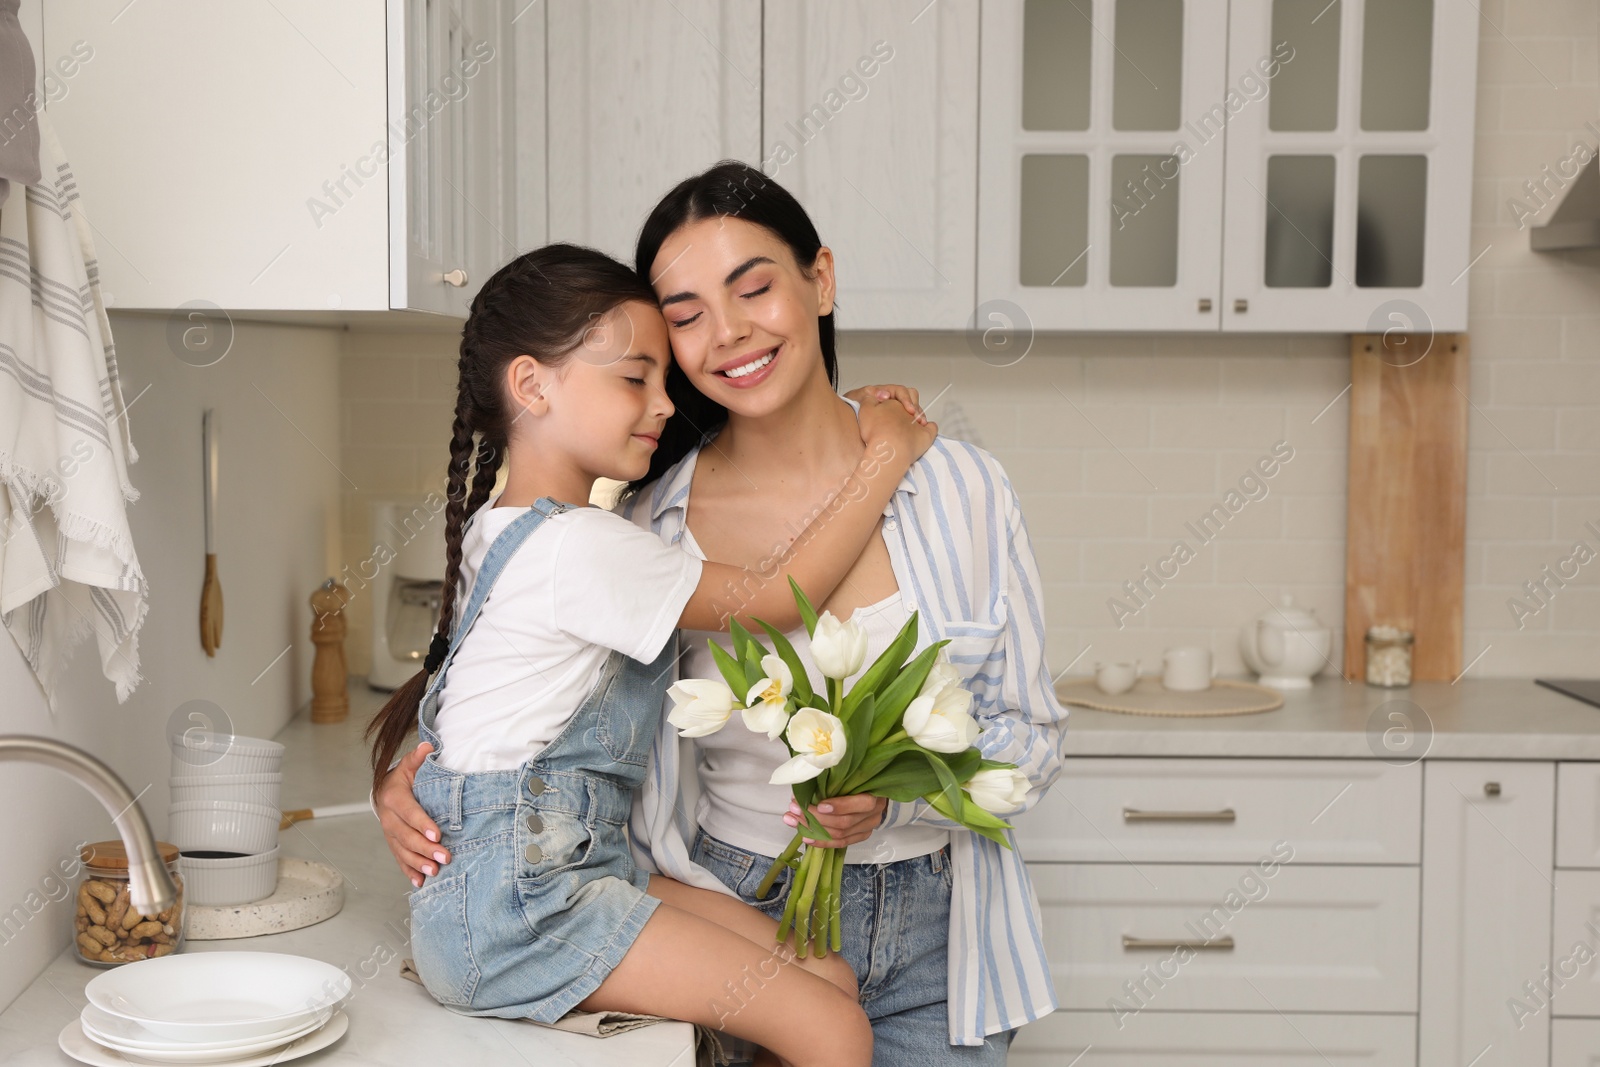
1055,676,1284,717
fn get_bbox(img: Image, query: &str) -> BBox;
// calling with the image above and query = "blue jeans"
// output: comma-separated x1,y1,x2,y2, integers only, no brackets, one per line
690,828,1015,1066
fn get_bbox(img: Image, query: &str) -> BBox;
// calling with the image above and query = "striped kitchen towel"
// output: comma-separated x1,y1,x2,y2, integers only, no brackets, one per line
0,112,146,706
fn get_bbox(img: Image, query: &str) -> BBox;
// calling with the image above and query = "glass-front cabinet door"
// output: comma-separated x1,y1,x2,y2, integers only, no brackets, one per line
1220,0,1479,332
978,0,1229,331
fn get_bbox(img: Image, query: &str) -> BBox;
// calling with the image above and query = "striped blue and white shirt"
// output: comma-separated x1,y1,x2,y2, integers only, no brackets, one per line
620,418,1068,1047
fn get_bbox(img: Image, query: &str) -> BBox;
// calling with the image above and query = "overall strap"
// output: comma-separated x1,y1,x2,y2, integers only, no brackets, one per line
424,497,570,699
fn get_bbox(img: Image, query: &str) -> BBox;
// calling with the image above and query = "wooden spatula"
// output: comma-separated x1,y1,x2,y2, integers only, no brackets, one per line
200,409,223,655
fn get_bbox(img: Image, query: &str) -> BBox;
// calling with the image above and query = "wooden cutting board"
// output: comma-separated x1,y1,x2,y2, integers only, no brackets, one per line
1343,332,1469,681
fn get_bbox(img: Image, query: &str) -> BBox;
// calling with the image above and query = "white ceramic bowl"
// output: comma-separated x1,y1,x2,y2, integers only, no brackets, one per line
169,773,282,809
85,951,351,1044
80,1001,324,1057
178,846,280,906
168,801,280,855
169,732,284,779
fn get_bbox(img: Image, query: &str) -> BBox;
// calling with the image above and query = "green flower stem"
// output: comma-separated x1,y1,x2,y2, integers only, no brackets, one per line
776,849,803,944
757,830,805,901
794,844,827,958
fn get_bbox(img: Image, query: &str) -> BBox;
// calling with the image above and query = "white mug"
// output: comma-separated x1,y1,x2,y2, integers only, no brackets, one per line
1094,661,1140,695
1163,647,1214,691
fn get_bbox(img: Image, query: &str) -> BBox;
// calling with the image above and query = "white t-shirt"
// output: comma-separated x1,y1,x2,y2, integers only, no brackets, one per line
679,528,949,865
433,498,702,773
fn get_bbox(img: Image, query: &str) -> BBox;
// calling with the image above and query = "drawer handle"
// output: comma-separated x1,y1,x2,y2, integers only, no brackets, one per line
1122,935,1235,951
1122,807,1236,823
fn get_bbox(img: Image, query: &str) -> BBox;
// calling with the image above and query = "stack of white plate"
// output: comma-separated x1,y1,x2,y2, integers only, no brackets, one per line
61,952,351,1066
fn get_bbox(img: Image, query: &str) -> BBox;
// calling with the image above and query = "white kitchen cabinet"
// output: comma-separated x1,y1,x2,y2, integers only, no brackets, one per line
978,0,1477,333
1013,757,1421,864
41,0,514,317
1419,761,1554,1067
1551,870,1600,1018
545,0,761,266
1031,862,1420,1013
978,0,1230,331
1010,1010,1417,1067
761,0,978,329
1558,762,1600,869
1220,0,1480,332
390,0,518,317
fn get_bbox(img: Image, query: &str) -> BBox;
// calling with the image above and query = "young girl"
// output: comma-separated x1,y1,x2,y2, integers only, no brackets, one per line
364,244,936,1067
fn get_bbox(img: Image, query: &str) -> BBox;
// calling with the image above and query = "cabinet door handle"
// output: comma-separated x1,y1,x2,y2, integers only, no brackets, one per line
1122,807,1236,823
1122,935,1235,951
442,268,470,287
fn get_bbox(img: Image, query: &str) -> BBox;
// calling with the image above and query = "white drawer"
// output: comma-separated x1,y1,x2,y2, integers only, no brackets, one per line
1554,1019,1600,1066
1013,758,1421,864
1552,870,1600,1016
1558,763,1600,868
1030,862,1420,1013
1010,1010,1416,1067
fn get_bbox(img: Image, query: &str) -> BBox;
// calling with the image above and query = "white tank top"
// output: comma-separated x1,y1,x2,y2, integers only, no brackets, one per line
678,529,949,864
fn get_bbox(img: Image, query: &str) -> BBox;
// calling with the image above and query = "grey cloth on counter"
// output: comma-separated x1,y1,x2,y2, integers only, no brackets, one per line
0,0,41,208
398,958,731,1065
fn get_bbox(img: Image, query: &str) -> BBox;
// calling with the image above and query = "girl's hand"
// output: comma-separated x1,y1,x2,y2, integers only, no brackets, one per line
377,742,451,888
844,384,927,424
784,794,888,848
855,391,937,469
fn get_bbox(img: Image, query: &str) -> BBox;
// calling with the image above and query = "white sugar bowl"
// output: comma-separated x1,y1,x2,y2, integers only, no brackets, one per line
1238,594,1331,689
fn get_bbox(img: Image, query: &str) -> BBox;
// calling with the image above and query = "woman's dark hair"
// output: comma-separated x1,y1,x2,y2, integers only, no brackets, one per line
366,244,656,795
622,160,839,499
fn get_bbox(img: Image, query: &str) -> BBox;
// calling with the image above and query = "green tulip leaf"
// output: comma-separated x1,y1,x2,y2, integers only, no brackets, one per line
752,618,815,704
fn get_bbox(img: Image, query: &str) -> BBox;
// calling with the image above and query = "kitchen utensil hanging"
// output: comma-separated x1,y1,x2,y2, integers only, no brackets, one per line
200,409,223,655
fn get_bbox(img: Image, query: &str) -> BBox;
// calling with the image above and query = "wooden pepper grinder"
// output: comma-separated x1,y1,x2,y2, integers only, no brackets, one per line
309,579,352,723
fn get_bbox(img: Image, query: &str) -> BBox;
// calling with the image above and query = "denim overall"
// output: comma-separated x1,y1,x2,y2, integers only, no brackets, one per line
407,498,674,1023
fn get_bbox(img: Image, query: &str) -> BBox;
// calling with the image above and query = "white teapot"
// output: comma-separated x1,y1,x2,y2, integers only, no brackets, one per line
1238,594,1331,689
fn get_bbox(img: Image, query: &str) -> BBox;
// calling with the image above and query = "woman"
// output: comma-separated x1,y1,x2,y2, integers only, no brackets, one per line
377,162,1067,1064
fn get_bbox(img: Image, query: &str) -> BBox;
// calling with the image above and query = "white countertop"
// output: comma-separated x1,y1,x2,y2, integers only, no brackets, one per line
1060,676,1600,760
0,682,696,1067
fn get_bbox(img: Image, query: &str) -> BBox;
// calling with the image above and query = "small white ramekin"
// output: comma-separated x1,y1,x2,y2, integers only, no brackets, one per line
178,845,281,906
168,800,280,854
170,731,285,778
169,773,282,809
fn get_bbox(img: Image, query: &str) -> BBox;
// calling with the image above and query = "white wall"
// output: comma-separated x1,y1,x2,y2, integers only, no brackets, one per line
0,316,342,1008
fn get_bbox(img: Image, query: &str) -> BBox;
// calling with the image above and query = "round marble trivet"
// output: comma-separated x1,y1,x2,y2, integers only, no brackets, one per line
184,858,344,940
1054,676,1285,717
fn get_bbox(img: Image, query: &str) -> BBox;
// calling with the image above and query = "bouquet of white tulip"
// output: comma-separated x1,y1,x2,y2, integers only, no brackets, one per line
666,578,1029,958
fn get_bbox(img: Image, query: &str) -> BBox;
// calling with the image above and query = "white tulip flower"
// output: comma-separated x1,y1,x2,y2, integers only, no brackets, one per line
903,686,982,754
666,679,738,737
743,654,794,741
918,658,963,702
770,707,848,784
966,767,1030,813
811,611,868,680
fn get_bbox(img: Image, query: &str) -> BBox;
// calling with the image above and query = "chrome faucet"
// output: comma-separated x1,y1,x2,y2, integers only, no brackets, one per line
0,736,178,915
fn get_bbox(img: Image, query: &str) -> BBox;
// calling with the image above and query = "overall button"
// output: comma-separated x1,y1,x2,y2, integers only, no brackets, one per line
526,776,546,797
525,843,544,864
525,814,543,834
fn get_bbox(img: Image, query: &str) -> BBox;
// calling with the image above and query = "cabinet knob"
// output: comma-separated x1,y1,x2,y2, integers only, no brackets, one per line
442,268,470,288
1197,298,1213,312
1233,298,1249,313
1484,781,1501,797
